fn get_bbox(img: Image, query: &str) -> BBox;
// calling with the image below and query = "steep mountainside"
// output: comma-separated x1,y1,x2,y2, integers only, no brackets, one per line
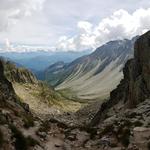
92,31,150,123
0,58,81,115
79,31,150,150
45,37,137,100
89,30,150,133
39,61,67,85
0,60,38,149
2,60,38,84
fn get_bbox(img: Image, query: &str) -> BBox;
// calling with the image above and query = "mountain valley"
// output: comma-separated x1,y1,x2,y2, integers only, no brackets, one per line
0,31,149,150
42,37,137,100
1,0,150,149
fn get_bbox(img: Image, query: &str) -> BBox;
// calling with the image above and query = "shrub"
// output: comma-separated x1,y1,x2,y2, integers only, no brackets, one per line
10,125,39,150
133,120,143,127
10,125,28,150
38,120,50,133
148,141,150,150
101,124,114,135
0,114,7,124
23,115,34,129
0,129,4,147
26,136,39,147
118,128,130,147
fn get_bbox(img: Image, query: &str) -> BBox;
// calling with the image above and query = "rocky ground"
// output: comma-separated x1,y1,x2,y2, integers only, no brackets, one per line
21,98,149,150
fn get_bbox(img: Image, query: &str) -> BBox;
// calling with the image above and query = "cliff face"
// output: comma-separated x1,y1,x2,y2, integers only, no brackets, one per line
7,68,38,84
0,59,31,113
91,31,150,126
0,60,36,149
110,31,150,108
133,33,150,104
86,32,150,150
0,60,19,105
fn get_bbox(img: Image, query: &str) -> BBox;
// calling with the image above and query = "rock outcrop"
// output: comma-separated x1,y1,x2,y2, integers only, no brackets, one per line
109,32,150,108
91,31,150,126
0,60,39,149
1,59,38,84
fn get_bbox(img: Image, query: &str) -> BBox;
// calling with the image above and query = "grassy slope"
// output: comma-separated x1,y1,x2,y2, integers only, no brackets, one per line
13,83,82,115
2,59,82,115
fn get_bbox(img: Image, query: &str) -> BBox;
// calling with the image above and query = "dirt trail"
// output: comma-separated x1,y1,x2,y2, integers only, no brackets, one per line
45,136,64,150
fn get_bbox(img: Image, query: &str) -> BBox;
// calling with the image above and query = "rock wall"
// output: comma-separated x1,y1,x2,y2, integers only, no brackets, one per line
113,31,150,107
91,31,150,126
0,59,29,111
0,59,16,102
1,59,38,84
7,67,38,84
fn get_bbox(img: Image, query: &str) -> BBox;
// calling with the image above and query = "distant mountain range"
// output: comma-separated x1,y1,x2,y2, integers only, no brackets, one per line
42,37,138,100
0,50,91,71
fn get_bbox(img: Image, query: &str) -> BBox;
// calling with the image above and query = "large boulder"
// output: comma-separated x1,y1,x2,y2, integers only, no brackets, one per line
132,127,150,150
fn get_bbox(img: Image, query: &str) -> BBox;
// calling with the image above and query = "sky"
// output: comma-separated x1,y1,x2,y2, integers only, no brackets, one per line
0,0,150,52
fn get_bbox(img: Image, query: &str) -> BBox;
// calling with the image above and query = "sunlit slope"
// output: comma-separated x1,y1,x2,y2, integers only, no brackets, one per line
1,58,82,114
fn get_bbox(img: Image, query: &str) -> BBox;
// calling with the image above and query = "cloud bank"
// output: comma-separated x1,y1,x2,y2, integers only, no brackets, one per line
56,8,150,51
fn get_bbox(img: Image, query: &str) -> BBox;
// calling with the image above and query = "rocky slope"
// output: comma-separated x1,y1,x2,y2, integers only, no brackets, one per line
0,59,79,150
92,31,150,125
46,37,137,100
2,59,38,84
86,31,150,149
44,61,67,86
0,59,38,149
0,58,82,116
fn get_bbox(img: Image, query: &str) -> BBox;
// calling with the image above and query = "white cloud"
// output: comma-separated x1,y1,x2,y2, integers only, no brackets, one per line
56,8,150,51
0,42,55,53
0,0,45,32
0,0,150,52
0,37,56,53
56,21,96,51
77,21,93,34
